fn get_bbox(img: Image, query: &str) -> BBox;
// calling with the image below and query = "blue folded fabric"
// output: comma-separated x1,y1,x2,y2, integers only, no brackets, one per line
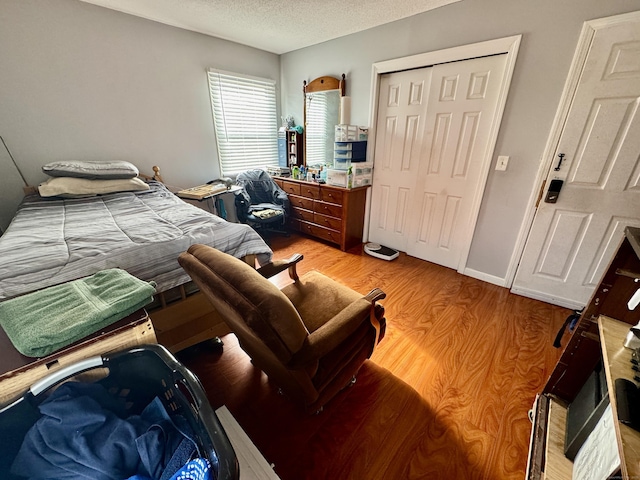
10,382,198,480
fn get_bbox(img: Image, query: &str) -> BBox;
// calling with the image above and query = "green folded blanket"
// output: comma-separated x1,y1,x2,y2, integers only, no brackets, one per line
0,269,156,358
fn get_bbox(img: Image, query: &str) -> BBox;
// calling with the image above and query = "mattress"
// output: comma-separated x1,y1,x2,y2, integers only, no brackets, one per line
0,181,273,300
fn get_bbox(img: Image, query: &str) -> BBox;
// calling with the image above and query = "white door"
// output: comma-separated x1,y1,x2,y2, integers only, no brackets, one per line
407,55,508,269
368,69,432,251
369,55,508,269
512,13,640,309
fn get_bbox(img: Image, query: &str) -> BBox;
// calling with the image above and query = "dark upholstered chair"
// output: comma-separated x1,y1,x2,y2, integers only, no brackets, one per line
178,244,386,413
234,169,289,237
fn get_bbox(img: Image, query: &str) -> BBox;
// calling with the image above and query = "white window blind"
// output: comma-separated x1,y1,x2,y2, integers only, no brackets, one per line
207,69,279,176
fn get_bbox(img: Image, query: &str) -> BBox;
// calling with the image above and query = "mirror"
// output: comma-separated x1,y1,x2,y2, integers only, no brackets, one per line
303,74,345,168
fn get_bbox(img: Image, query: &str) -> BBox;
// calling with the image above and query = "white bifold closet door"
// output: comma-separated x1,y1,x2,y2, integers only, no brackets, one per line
368,54,508,270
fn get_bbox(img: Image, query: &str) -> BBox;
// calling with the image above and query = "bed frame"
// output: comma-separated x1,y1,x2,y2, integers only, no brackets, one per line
150,284,236,352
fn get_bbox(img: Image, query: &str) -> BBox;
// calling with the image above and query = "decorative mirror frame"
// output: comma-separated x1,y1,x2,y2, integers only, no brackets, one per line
303,74,346,167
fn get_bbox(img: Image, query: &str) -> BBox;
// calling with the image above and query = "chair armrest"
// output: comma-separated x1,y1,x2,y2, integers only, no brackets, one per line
287,289,386,368
234,190,250,222
256,253,304,280
275,189,288,203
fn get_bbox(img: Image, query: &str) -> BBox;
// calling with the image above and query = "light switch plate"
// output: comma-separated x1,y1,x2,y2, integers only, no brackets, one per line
496,155,509,171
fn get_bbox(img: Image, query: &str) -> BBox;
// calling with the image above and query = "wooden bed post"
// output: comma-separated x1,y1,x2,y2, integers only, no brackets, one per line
152,166,164,183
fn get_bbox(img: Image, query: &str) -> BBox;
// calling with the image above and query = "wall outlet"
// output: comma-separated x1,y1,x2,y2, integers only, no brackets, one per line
496,155,509,171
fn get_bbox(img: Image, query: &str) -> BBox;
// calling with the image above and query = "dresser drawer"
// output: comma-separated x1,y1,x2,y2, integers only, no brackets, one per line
300,184,320,199
291,206,314,222
282,181,301,196
299,222,341,245
314,212,342,231
289,194,314,210
314,200,343,218
320,188,343,205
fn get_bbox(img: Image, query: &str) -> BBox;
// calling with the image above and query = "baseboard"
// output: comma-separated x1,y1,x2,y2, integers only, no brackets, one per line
509,286,585,310
463,268,508,287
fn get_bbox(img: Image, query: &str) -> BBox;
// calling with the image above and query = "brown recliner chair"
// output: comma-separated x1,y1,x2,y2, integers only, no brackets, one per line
178,244,386,413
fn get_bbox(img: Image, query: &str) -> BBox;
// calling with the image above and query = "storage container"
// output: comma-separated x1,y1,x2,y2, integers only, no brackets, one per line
334,151,366,160
352,162,373,176
327,168,350,188
334,141,366,151
334,140,367,162
0,344,239,480
357,127,369,141
352,175,372,187
334,124,359,142
333,158,351,170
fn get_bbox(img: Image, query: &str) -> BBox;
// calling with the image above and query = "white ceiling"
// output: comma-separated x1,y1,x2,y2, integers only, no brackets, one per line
79,0,461,54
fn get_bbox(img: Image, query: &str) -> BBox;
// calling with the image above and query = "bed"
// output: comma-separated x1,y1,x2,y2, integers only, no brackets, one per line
0,174,273,352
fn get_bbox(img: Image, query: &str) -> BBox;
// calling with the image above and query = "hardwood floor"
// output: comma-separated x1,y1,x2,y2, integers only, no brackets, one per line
178,233,570,479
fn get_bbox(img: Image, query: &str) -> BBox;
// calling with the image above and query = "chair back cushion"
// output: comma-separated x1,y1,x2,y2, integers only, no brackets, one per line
178,244,308,362
236,169,286,205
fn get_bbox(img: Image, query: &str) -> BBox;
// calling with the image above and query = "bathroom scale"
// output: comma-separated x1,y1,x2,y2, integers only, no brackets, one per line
364,243,399,261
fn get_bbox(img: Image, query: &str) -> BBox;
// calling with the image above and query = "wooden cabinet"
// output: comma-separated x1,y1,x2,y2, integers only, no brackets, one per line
286,130,303,167
272,177,369,251
527,226,640,479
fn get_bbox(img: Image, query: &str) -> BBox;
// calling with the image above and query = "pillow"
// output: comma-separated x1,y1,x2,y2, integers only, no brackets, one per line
38,176,150,198
42,160,139,179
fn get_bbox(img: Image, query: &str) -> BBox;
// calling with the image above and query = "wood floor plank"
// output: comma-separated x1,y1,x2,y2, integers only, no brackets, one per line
178,233,569,479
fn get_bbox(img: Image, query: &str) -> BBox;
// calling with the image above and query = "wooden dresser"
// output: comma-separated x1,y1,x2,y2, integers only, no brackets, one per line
272,177,369,251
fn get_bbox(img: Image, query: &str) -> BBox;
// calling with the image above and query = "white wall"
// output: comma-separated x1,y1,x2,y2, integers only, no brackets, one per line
280,0,639,282
0,0,280,230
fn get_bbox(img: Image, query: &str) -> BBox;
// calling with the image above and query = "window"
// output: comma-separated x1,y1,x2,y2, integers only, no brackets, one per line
207,69,279,176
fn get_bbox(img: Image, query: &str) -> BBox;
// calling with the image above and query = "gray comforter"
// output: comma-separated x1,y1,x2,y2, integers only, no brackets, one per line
0,181,272,300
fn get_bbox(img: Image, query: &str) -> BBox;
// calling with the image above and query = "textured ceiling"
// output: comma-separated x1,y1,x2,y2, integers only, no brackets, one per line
79,0,461,54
